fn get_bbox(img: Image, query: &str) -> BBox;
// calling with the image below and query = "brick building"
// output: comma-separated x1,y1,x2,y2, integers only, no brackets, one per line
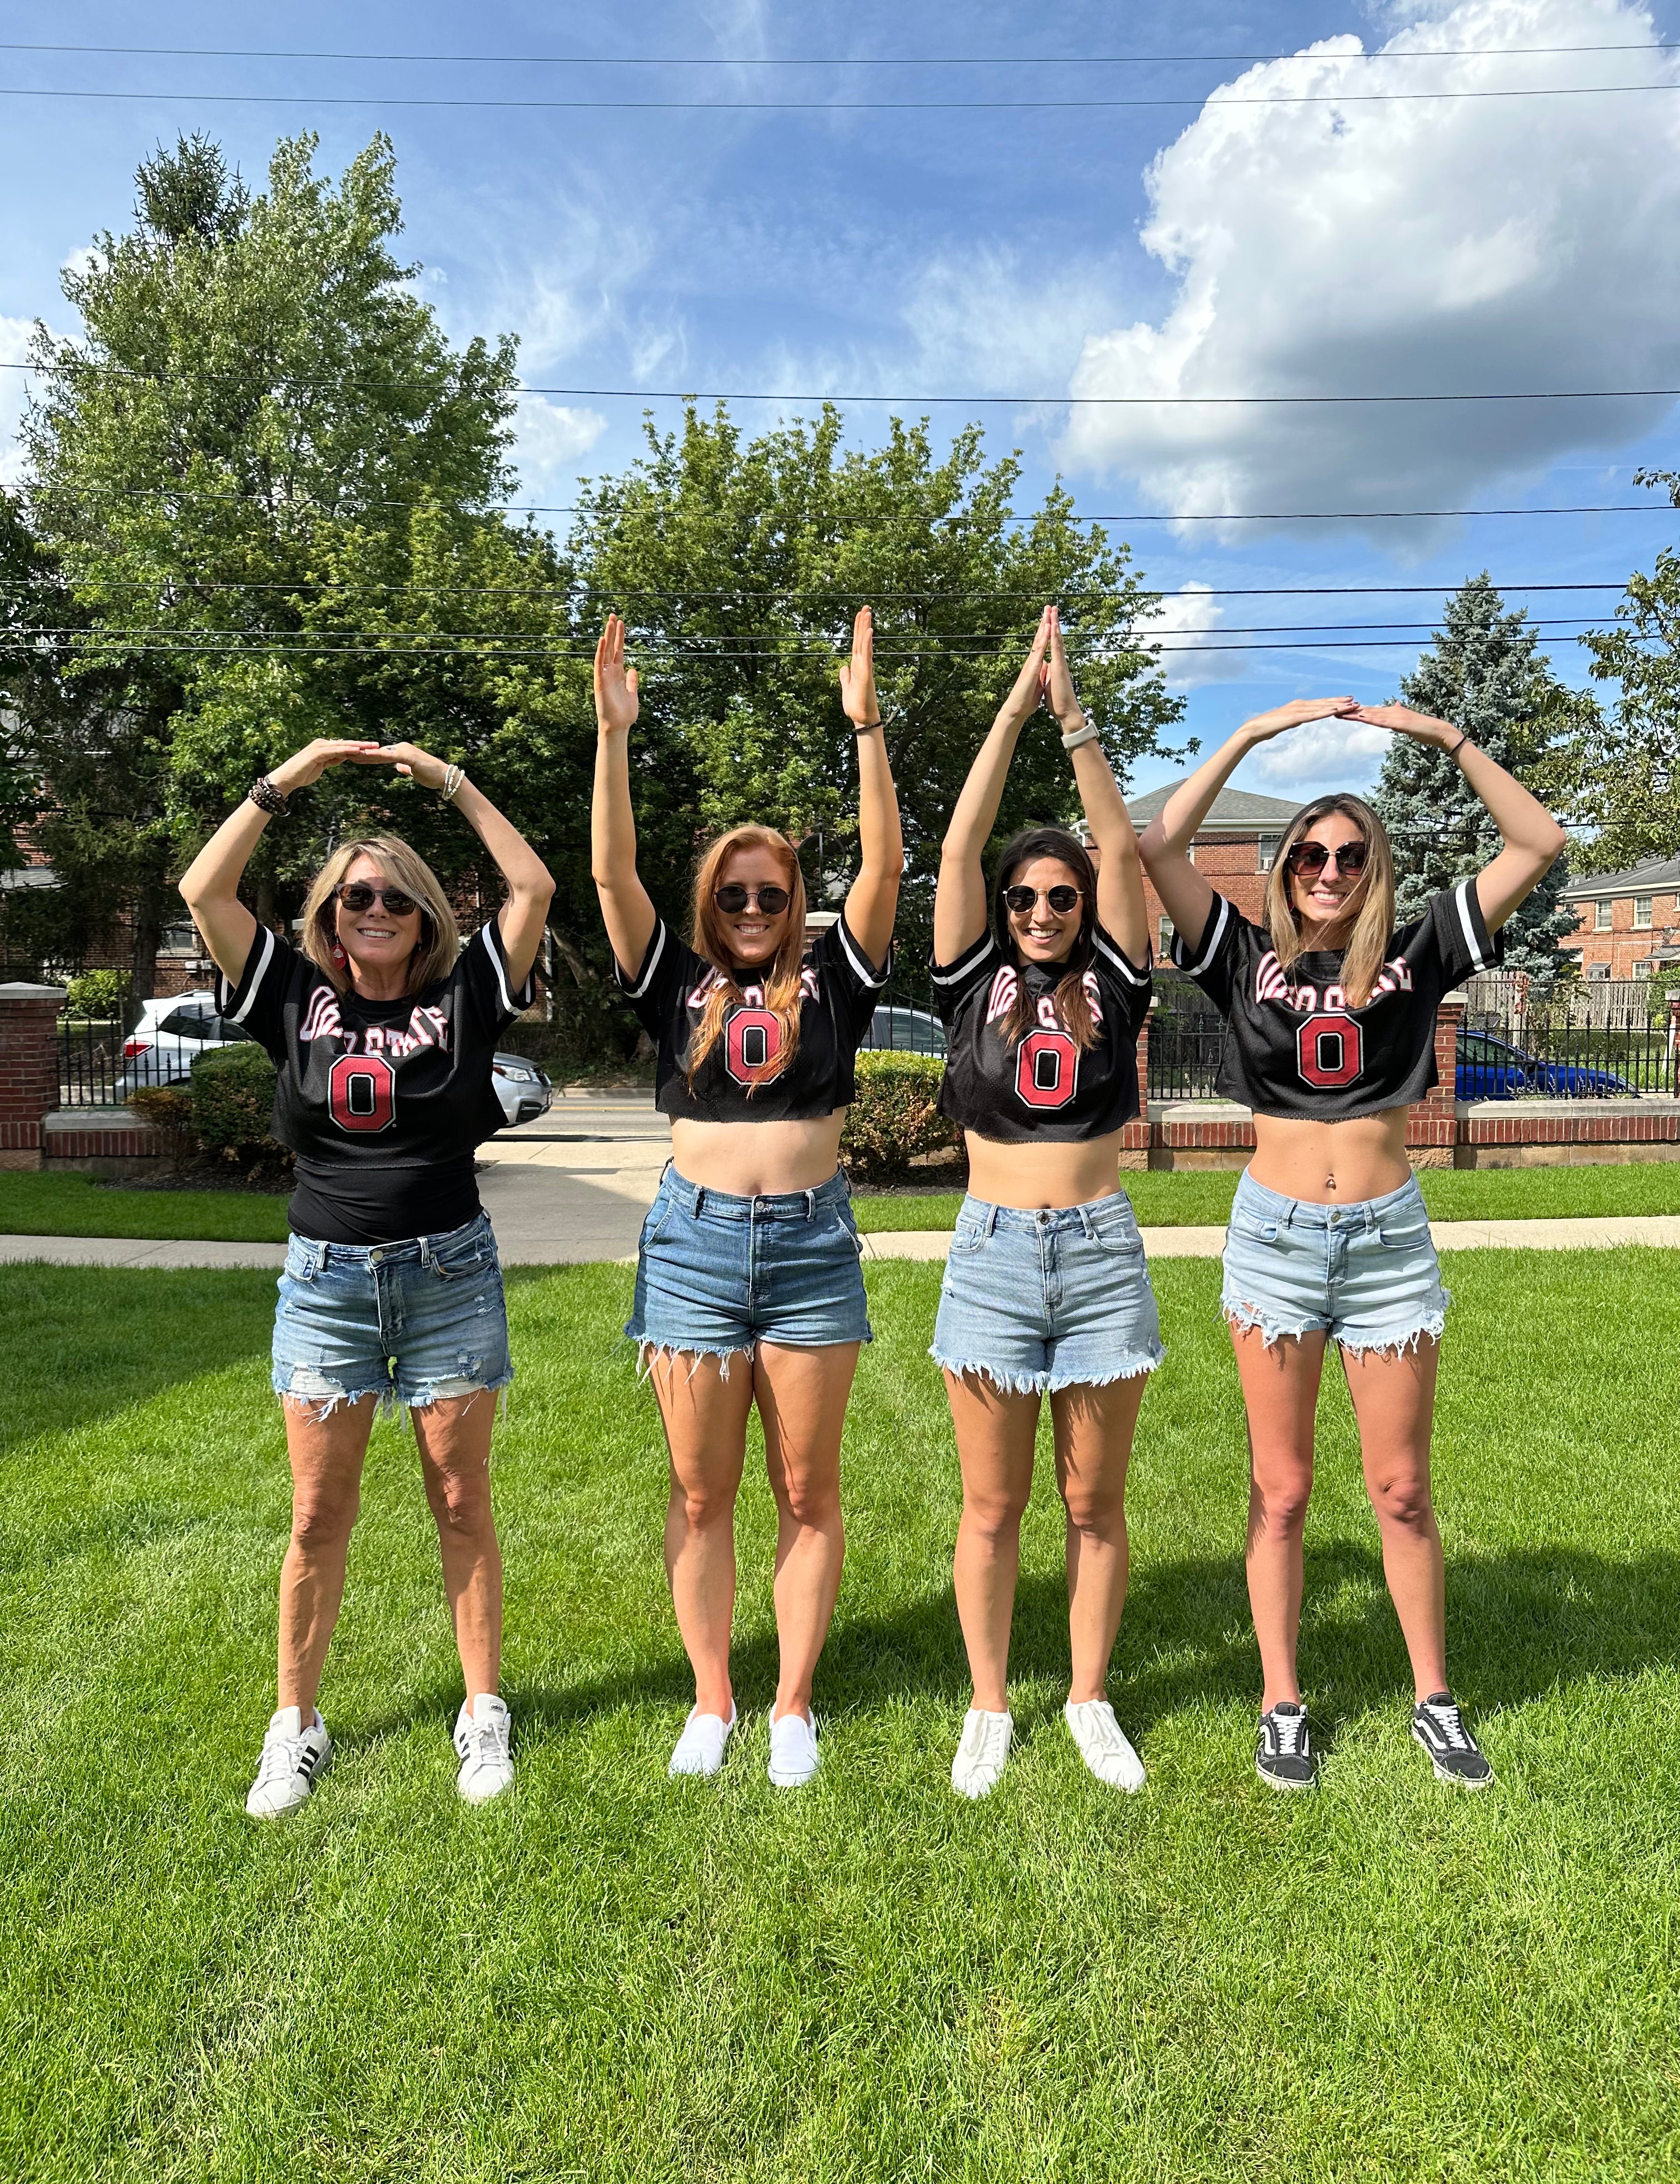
1123,780,1303,959
1559,856,1680,981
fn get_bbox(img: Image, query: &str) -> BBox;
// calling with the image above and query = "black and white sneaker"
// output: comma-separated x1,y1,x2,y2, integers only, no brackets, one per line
1256,1701,1317,1791
246,1705,333,1818
1412,1692,1494,1789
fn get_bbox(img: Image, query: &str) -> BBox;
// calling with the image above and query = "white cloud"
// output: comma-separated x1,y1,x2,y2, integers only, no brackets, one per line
1144,581,1249,689
1061,0,1680,538
1247,717,1393,784
511,396,607,497
0,315,36,487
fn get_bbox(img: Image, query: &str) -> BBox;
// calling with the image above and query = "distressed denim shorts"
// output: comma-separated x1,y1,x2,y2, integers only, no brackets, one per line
272,1209,513,1413
1221,1170,1449,1356
930,1190,1164,1396
627,1165,871,1366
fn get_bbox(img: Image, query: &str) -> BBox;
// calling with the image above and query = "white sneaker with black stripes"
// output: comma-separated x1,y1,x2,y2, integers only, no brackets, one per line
1412,1692,1494,1788
245,1705,333,1818
453,1692,515,1805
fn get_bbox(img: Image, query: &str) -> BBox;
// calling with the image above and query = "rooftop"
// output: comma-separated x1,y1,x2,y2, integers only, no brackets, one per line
1560,855,1680,899
1125,779,1304,832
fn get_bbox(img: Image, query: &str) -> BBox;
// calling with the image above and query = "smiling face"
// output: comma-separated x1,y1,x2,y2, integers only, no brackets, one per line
713,841,794,971
1004,855,1084,968
334,852,424,981
1286,809,1371,939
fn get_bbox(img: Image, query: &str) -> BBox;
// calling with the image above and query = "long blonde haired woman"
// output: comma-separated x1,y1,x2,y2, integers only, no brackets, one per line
178,739,553,1817
1138,699,1566,1792
592,609,902,1787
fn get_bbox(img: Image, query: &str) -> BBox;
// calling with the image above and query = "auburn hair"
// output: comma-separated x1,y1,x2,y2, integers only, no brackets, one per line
684,826,809,1092
1262,794,1397,1007
299,834,460,997
993,827,1100,1052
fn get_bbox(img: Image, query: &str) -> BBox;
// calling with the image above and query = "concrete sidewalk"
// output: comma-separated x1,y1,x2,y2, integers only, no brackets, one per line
4,1213,1678,1272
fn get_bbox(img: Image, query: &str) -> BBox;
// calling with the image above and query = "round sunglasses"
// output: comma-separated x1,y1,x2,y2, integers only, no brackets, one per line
336,882,421,916
1284,839,1368,879
1003,883,1082,916
714,883,791,915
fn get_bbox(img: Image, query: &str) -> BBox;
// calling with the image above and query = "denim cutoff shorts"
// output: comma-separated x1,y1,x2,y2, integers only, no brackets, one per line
627,1166,871,1366
931,1190,1164,1396
272,1209,513,1413
1221,1170,1449,1356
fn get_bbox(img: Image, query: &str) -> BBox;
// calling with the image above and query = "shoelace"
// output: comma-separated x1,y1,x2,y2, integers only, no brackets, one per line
460,1716,508,1764
965,1715,1010,1765
255,1730,307,1784
1423,1700,1470,1750
1271,1710,1307,1755
1081,1707,1124,1755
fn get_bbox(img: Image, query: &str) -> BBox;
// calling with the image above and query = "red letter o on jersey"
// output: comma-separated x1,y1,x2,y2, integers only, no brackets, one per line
1296,1013,1363,1091
725,1006,784,1086
1016,1028,1079,1110
328,1052,397,1132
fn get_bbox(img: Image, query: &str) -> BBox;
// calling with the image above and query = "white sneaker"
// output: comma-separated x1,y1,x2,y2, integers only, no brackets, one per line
952,1708,1014,1799
245,1705,332,1818
453,1693,514,1805
767,1706,820,1787
1064,1698,1146,1793
668,1702,737,1778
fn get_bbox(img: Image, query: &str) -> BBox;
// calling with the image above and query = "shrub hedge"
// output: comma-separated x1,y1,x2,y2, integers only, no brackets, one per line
841,1052,960,1184
189,1045,291,1179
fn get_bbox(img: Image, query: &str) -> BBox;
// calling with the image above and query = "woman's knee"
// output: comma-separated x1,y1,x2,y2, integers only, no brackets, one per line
671,1471,738,1533
424,1458,494,1537
1062,1480,1126,1539
1366,1465,1437,1535
291,1486,359,1552
1248,1452,1313,1536
962,1483,1031,1546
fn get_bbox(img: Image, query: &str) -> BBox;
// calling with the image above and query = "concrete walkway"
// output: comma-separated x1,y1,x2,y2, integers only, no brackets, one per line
862,1216,1680,1262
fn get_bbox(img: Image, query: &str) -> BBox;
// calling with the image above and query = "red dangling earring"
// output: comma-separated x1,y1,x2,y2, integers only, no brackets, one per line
330,938,348,968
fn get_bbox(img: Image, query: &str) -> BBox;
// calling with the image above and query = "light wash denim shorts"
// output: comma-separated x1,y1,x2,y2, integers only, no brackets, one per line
930,1190,1164,1396
1221,1170,1449,1356
627,1166,871,1367
272,1210,513,1413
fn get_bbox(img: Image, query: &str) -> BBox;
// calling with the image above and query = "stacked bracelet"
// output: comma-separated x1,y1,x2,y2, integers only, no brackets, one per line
440,763,465,801
248,775,290,816
1061,715,1101,752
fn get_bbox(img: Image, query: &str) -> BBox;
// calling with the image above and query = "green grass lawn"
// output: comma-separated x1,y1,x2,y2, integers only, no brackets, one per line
0,1167,291,1241
4,1254,1677,2180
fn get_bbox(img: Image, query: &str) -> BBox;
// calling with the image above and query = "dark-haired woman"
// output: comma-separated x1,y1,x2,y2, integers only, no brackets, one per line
178,739,555,1817
591,609,901,1787
932,606,1160,1800
1138,699,1567,1791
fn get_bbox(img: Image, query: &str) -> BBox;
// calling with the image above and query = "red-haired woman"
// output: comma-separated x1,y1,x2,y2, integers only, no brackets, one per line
591,609,902,1787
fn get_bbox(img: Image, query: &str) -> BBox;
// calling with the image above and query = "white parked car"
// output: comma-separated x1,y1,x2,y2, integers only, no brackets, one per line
115,991,254,1097
491,1053,553,1127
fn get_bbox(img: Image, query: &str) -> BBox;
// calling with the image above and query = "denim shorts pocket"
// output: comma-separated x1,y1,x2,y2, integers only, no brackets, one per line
952,1216,987,1254
283,1240,321,1284
430,1230,498,1282
1229,1211,1281,1246
641,1196,674,1250
834,1204,864,1256
1377,1210,1433,1250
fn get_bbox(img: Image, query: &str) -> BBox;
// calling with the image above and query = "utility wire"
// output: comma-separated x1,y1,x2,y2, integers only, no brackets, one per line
0,578,1638,601
5,40,1676,65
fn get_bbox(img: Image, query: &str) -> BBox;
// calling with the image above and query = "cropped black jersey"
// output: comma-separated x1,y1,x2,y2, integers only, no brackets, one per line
931,923,1152,1143
1171,876,1501,1121
614,911,891,1123
217,919,536,1244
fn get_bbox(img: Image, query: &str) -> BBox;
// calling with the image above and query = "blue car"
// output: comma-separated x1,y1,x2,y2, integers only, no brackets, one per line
1456,1028,1633,1100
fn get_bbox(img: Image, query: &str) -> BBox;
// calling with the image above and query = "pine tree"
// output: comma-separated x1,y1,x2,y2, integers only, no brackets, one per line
1368,574,1577,984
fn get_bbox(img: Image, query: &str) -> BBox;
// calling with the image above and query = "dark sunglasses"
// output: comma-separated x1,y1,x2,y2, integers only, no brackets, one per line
1284,839,1368,879
337,882,421,916
1003,884,1082,916
714,883,791,915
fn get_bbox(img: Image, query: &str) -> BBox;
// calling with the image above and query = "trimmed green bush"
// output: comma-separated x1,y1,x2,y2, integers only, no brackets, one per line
190,1043,284,1161
127,1084,198,1171
841,1051,960,1184
64,968,130,1018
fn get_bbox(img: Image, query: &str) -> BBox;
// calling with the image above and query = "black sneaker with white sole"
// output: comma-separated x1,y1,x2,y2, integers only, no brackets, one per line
1256,1701,1317,1791
1412,1692,1494,1788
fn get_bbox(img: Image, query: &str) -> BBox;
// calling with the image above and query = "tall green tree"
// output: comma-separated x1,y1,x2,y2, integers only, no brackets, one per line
1369,574,1577,983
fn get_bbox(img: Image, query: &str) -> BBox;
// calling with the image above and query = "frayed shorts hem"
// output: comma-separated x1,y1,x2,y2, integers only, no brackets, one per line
1221,1296,1448,1359
630,1330,871,1382
273,1367,514,1420
930,1346,1164,1397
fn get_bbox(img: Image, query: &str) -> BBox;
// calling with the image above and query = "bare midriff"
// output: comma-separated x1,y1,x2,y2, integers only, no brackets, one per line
962,1127,1131,1212
1247,1107,1413,1207
668,1113,848,1198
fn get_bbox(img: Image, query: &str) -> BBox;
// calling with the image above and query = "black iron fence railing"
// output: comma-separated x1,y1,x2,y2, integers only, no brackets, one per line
58,1014,129,1107
857,977,947,1058
1148,983,1228,1101
1460,982,1674,1098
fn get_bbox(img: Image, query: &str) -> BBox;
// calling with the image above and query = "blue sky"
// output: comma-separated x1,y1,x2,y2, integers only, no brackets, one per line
3,0,1678,807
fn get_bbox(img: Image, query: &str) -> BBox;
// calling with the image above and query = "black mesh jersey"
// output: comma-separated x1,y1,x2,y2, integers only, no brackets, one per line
613,911,891,1122
930,923,1152,1143
216,919,536,1244
1170,877,1501,1121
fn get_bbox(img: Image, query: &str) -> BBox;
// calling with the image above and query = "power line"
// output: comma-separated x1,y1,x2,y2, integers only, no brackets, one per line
0,577,1639,602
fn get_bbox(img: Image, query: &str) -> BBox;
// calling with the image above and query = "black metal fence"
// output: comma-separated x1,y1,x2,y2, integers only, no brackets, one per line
1147,978,1228,1100
1461,979,1674,1098
57,1013,128,1107
857,976,947,1058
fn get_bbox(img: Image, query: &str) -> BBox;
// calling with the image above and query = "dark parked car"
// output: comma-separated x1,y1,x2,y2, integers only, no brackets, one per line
1456,1028,1632,1101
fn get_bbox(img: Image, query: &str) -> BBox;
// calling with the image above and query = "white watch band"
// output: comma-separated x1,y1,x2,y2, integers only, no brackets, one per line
1061,717,1101,751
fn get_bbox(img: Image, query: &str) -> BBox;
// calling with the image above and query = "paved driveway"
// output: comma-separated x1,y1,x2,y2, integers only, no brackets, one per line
476,1089,667,1263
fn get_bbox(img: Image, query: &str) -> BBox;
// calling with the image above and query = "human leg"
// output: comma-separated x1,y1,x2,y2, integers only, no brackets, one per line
277,1394,377,1720
1049,1374,1148,1705
1230,1324,1326,1712
944,1370,1041,1716
1338,1338,1448,1702
754,1340,859,1723
648,1350,755,1720
412,1390,504,1701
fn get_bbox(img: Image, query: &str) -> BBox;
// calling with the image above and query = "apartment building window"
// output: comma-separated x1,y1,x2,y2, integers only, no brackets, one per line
1595,900,1613,929
1635,896,1653,928
1257,834,1281,873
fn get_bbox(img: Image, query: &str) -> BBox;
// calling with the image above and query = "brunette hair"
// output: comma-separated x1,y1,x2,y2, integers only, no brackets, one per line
1262,794,1397,1006
684,826,809,1091
992,826,1100,1052
299,834,460,997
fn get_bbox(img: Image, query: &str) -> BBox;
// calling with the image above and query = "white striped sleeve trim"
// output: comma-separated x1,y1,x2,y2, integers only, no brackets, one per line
617,918,668,1000
930,933,996,988
837,915,890,989
1092,928,1149,986
1454,878,1491,973
221,924,276,1024
478,921,516,1017
1178,894,1231,977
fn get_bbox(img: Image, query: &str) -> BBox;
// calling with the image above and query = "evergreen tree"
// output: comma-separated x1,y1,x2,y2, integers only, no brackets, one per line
1369,575,1577,984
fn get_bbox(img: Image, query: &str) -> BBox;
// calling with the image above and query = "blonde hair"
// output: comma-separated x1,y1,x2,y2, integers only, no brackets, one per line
300,834,461,997
1263,794,1396,1007
685,826,809,1092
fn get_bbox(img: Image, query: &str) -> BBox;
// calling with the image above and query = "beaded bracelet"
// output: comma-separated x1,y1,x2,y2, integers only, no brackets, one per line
440,763,465,801
248,775,290,816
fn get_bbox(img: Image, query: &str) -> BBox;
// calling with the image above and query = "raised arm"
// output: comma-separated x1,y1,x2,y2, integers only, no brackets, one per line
837,606,902,969
933,608,1053,963
589,613,658,977
1045,605,1148,964
1134,697,1358,946
378,746,556,989
178,739,383,983
1348,704,1568,933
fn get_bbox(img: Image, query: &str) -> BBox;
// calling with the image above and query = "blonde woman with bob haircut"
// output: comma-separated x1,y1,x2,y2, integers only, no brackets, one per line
179,737,554,1819
592,608,901,1788
1138,698,1567,1793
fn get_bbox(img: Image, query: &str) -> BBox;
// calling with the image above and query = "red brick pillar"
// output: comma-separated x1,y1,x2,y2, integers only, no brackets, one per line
1407,988,1465,1170
0,982,67,1171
